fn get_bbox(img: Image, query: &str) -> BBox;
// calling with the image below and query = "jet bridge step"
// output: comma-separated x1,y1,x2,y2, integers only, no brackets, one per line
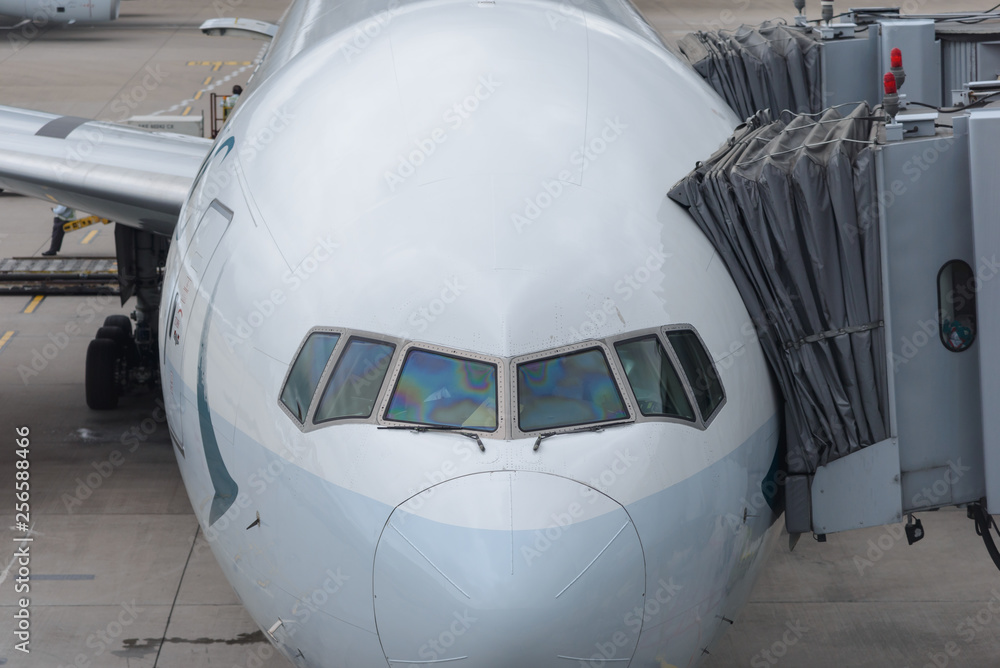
0,256,120,295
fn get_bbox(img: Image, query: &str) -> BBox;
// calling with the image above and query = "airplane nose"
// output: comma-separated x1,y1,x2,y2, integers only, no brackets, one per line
373,471,645,667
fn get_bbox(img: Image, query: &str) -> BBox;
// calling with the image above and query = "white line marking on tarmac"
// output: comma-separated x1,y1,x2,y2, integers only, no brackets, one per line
152,45,268,117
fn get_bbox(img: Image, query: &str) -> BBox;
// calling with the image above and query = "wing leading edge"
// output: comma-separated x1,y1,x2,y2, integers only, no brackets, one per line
0,106,213,236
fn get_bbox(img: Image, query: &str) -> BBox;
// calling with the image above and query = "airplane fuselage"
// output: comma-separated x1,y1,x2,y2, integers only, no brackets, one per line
159,0,783,665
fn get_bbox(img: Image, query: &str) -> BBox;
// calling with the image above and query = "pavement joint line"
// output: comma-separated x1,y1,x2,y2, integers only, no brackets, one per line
0,330,14,351
152,525,201,668
22,295,43,314
81,229,100,245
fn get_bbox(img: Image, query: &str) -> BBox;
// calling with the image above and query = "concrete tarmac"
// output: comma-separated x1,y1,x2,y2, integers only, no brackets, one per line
0,1,998,667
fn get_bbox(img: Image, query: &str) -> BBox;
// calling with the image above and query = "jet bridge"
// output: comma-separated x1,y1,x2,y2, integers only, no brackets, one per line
673,5,1000,545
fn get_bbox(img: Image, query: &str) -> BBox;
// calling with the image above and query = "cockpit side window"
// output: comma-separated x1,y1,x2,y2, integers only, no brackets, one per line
614,336,695,421
516,348,628,432
385,349,498,432
280,332,341,423
314,338,395,423
666,330,725,420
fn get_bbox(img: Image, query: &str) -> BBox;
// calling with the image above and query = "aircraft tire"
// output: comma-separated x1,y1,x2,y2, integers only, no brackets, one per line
103,315,132,337
97,321,139,366
86,338,119,410
96,325,128,347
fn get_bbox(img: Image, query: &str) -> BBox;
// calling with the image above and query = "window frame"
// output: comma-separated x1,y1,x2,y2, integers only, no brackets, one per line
312,335,399,426
608,328,702,428
276,327,345,427
379,341,507,435
510,340,634,438
280,324,726,437
937,259,978,353
278,327,405,432
662,324,727,426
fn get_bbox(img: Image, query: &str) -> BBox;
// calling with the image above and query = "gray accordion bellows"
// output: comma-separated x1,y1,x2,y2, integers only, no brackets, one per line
677,21,823,119
668,104,888,475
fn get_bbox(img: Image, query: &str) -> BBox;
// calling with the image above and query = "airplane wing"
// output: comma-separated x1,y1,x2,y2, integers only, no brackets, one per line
0,106,213,236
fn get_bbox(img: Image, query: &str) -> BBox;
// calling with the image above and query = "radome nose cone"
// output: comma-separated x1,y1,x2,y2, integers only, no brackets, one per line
373,471,645,667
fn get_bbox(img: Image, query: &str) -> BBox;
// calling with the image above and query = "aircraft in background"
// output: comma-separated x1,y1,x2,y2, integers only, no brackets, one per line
0,0,120,24
0,0,781,665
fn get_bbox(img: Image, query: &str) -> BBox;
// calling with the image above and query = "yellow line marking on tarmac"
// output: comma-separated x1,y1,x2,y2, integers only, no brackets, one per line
194,91,203,100
212,62,222,72
203,76,213,86
23,296,44,314
182,106,192,116
0,331,14,352
81,229,100,244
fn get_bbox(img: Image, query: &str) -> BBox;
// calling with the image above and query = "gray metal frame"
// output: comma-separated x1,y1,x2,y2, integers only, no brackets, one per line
279,325,726,440
508,339,636,440
379,340,508,437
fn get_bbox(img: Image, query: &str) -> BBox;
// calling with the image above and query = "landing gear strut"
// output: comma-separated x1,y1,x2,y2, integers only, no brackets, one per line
85,225,166,410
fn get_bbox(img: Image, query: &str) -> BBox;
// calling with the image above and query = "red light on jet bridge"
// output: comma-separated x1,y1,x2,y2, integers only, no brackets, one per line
890,48,903,69
884,72,898,95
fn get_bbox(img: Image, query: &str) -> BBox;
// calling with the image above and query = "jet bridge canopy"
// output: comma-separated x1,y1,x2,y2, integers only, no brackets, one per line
673,11,1000,538
669,103,887,478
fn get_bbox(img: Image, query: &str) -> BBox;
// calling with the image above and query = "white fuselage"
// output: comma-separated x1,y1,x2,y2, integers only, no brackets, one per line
158,0,782,666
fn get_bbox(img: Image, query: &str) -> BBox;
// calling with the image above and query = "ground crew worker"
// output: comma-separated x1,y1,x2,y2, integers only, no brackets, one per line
42,205,75,256
222,85,243,121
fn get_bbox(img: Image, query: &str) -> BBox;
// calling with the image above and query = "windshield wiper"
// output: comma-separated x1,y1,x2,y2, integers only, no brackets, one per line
532,421,631,451
379,425,486,452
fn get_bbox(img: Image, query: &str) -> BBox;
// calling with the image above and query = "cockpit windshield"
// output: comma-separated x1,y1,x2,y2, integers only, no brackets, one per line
314,338,395,423
280,332,341,422
614,336,695,421
385,349,498,432
281,325,725,436
516,348,628,432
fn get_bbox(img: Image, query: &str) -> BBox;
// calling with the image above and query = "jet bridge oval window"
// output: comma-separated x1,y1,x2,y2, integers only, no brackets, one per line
517,348,629,432
314,338,395,423
666,330,725,420
385,350,498,432
938,260,977,352
280,332,341,423
614,336,696,422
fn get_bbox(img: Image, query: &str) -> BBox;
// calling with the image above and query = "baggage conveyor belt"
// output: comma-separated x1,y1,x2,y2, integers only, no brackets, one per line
0,256,120,295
